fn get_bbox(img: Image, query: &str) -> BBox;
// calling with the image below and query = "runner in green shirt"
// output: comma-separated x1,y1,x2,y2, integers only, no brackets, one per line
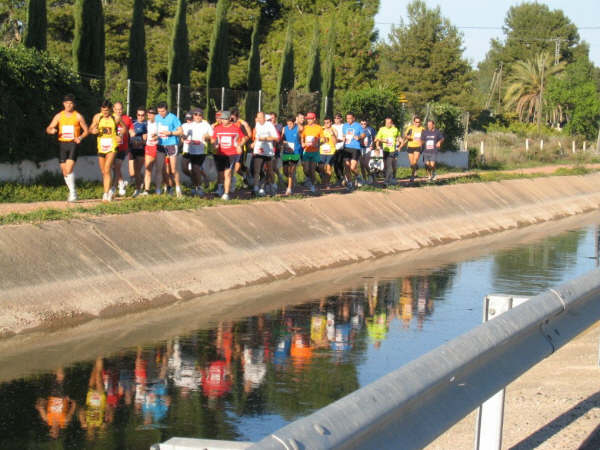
375,117,400,186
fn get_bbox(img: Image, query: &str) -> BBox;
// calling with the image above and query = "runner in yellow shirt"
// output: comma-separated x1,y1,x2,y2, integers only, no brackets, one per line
301,112,323,193
375,117,400,186
319,117,338,189
400,116,424,183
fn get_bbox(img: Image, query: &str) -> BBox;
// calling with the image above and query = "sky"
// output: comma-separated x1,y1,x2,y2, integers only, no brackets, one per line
374,0,600,67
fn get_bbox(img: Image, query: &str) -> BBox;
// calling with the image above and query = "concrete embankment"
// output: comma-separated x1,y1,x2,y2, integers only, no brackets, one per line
2,173,600,336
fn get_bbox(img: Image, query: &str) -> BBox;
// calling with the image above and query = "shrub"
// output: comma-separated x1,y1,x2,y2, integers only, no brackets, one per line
428,103,464,150
340,87,405,129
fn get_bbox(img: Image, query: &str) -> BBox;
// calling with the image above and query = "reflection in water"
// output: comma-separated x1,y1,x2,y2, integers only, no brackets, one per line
0,224,596,449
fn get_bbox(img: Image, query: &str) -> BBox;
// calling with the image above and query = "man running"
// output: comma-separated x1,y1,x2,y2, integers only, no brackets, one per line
46,94,89,202
359,118,376,184
112,101,133,197
230,109,252,191
252,112,279,196
212,111,247,200
182,108,213,196
269,112,284,193
281,116,302,195
155,102,183,197
421,119,445,181
341,112,364,190
331,113,345,184
375,117,400,186
319,117,338,189
128,106,147,197
400,116,424,183
301,112,322,193
141,107,159,196
90,100,125,202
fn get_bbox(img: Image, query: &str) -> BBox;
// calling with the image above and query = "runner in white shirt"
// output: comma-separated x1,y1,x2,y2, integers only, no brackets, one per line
181,108,213,196
252,112,279,196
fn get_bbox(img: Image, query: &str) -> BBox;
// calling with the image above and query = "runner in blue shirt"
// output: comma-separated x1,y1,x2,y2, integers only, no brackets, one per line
341,113,364,190
155,102,183,197
282,117,303,195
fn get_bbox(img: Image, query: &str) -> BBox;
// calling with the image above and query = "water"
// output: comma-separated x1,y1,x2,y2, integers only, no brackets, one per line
0,224,598,449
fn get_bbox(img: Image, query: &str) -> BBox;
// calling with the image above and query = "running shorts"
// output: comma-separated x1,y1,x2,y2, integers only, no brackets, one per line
58,142,78,163
189,154,206,167
214,154,240,172
302,151,320,163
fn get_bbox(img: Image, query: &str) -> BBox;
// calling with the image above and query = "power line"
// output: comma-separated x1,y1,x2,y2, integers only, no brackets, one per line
374,22,600,30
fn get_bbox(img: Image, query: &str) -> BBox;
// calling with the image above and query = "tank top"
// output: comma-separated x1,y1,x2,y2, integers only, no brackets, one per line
58,111,81,142
405,125,424,149
97,115,118,153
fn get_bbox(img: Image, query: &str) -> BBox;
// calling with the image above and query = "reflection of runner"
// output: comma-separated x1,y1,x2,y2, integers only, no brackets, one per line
79,358,107,439
168,337,202,394
45,94,89,202
35,368,77,439
399,278,414,328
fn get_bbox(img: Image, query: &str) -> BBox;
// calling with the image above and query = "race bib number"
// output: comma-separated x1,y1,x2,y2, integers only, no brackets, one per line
426,139,435,150
306,136,316,148
49,398,64,413
363,137,369,147
61,125,74,140
220,135,232,147
283,141,295,154
413,132,421,139
100,137,113,152
386,138,394,146
89,393,102,407
321,144,331,154
345,131,354,144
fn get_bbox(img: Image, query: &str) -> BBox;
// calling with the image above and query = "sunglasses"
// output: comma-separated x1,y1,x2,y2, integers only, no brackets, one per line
193,113,202,116
137,113,145,117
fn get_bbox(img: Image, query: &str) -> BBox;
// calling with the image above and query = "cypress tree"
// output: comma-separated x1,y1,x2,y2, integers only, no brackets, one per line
306,19,321,93
24,0,47,51
321,24,336,118
167,0,190,114
206,0,230,118
73,0,105,91
275,20,294,117
127,0,147,111
244,14,262,127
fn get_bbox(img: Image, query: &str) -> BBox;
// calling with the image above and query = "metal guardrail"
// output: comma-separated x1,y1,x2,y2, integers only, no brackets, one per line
246,268,600,449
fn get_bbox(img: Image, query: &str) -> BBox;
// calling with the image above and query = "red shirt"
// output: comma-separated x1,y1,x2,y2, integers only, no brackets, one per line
214,124,245,156
117,115,133,151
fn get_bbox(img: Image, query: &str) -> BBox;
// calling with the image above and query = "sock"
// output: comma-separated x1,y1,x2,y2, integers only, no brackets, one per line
64,173,75,194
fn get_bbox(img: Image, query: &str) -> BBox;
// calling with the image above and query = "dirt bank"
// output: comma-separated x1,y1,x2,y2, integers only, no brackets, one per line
2,173,600,336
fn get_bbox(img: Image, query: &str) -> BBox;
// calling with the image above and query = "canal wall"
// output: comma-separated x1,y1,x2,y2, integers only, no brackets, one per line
1,173,600,336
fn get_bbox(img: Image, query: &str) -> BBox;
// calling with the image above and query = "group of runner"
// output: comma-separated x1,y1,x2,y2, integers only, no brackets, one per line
46,94,445,202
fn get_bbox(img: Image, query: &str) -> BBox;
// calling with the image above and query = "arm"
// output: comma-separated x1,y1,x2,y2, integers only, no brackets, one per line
46,113,60,135
171,125,183,137
436,137,445,149
75,114,89,143
89,114,100,135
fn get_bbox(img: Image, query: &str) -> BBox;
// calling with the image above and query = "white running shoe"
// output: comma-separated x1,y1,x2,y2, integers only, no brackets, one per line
118,180,126,196
285,187,292,195
356,176,364,187
132,189,140,198
221,193,230,201
102,192,108,202
258,188,266,197
230,176,237,193
176,186,182,198
67,192,78,202
139,190,149,197
107,189,114,202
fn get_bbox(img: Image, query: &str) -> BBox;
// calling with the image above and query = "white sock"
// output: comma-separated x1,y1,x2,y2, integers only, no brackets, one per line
64,173,75,193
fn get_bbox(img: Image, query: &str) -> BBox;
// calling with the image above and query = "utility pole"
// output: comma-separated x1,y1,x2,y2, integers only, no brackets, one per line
554,38,562,65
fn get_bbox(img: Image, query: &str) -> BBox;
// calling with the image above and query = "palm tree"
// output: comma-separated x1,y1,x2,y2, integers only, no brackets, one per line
504,52,565,128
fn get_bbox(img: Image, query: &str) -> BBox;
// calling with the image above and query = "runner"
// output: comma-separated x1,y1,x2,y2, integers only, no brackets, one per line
268,112,284,193
90,100,124,202
400,116,424,183
155,102,183,197
230,109,252,192
359,118,376,184
301,112,322,193
112,101,133,197
182,108,213,196
141,106,159,196
421,119,445,181
319,117,338,189
252,112,279,196
128,106,147,197
375,117,400,186
180,112,193,183
341,112,364,190
281,116,302,195
331,113,345,184
212,110,247,201
45,94,89,202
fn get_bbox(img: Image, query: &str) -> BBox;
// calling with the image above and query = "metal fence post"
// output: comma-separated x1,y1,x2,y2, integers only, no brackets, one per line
176,83,181,119
258,89,262,112
126,79,131,117
221,87,225,111
475,295,529,450
324,96,328,117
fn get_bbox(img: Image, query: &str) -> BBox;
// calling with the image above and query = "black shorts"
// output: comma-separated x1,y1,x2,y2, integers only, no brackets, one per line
407,147,422,154
115,150,128,161
129,147,145,159
189,154,206,167
158,145,178,156
58,142,78,163
341,148,360,161
214,154,240,172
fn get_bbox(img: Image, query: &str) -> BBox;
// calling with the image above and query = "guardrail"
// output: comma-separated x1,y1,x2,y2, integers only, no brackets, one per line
246,268,600,449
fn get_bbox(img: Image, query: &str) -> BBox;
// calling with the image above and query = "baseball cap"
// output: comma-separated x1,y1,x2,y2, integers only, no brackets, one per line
220,110,231,120
191,107,203,115
265,114,272,121
306,112,316,120
185,112,193,119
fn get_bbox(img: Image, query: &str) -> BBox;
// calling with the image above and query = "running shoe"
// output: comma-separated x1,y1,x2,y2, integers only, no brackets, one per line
258,188,266,197
109,186,116,197
118,180,126,196
410,175,415,183
140,190,150,197
221,193,230,201
132,189,140,198
67,192,78,202
102,192,108,202
216,184,224,197
346,181,354,191
310,184,316,194
107,189,114,202
356,176,364,187
176,186,182,198
285,188,292,196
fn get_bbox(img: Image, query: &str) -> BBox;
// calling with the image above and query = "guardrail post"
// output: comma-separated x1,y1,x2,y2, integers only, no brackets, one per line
475,295,529,450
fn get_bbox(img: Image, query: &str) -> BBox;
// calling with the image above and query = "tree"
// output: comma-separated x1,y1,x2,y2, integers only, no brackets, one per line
73,0,105,89
503,52,565,128
377,0,473,109
127,0,147,111
304,18,321,116
321,23,336,118
275,19,294,117
244,13,261,126
167,0,190,114
206,0,230,118
340,87,404,128
24,0,46,51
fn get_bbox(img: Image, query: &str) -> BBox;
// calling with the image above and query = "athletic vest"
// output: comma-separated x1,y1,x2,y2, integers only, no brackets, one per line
97,115,118,154
58,111,81,142
405,125,424,149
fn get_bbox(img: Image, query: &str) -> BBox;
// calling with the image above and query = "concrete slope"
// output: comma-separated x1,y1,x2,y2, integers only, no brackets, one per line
2,174,600,336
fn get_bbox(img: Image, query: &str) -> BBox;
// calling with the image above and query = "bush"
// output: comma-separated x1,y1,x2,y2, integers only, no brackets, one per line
484,121,563,138
428,103,464,150
339,87,405,128
0,46,99,163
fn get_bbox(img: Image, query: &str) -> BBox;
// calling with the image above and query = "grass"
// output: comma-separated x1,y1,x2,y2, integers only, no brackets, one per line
0,166,597,226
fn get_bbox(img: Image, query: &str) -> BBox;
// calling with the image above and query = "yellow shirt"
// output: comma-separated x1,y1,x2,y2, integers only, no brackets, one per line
301,124,323,152
97,115,118,154
405,125,424,149
58,111,81,142
320,127,337,155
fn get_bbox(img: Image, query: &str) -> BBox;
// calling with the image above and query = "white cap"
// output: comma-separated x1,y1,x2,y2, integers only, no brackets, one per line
265,114,272,121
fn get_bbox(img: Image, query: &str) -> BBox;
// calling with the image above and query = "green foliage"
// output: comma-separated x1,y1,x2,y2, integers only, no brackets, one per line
305,18,321,93
340,87,404,129
127,0,147,109
484,121,562,138
167,0,190,113
24,0,47,51
377,0,473,110
0,46,97,163
73,0,105,83
428,103,464,150
320,23,335,118
206,0,230,117
244,13,261,126
275,19,294,116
